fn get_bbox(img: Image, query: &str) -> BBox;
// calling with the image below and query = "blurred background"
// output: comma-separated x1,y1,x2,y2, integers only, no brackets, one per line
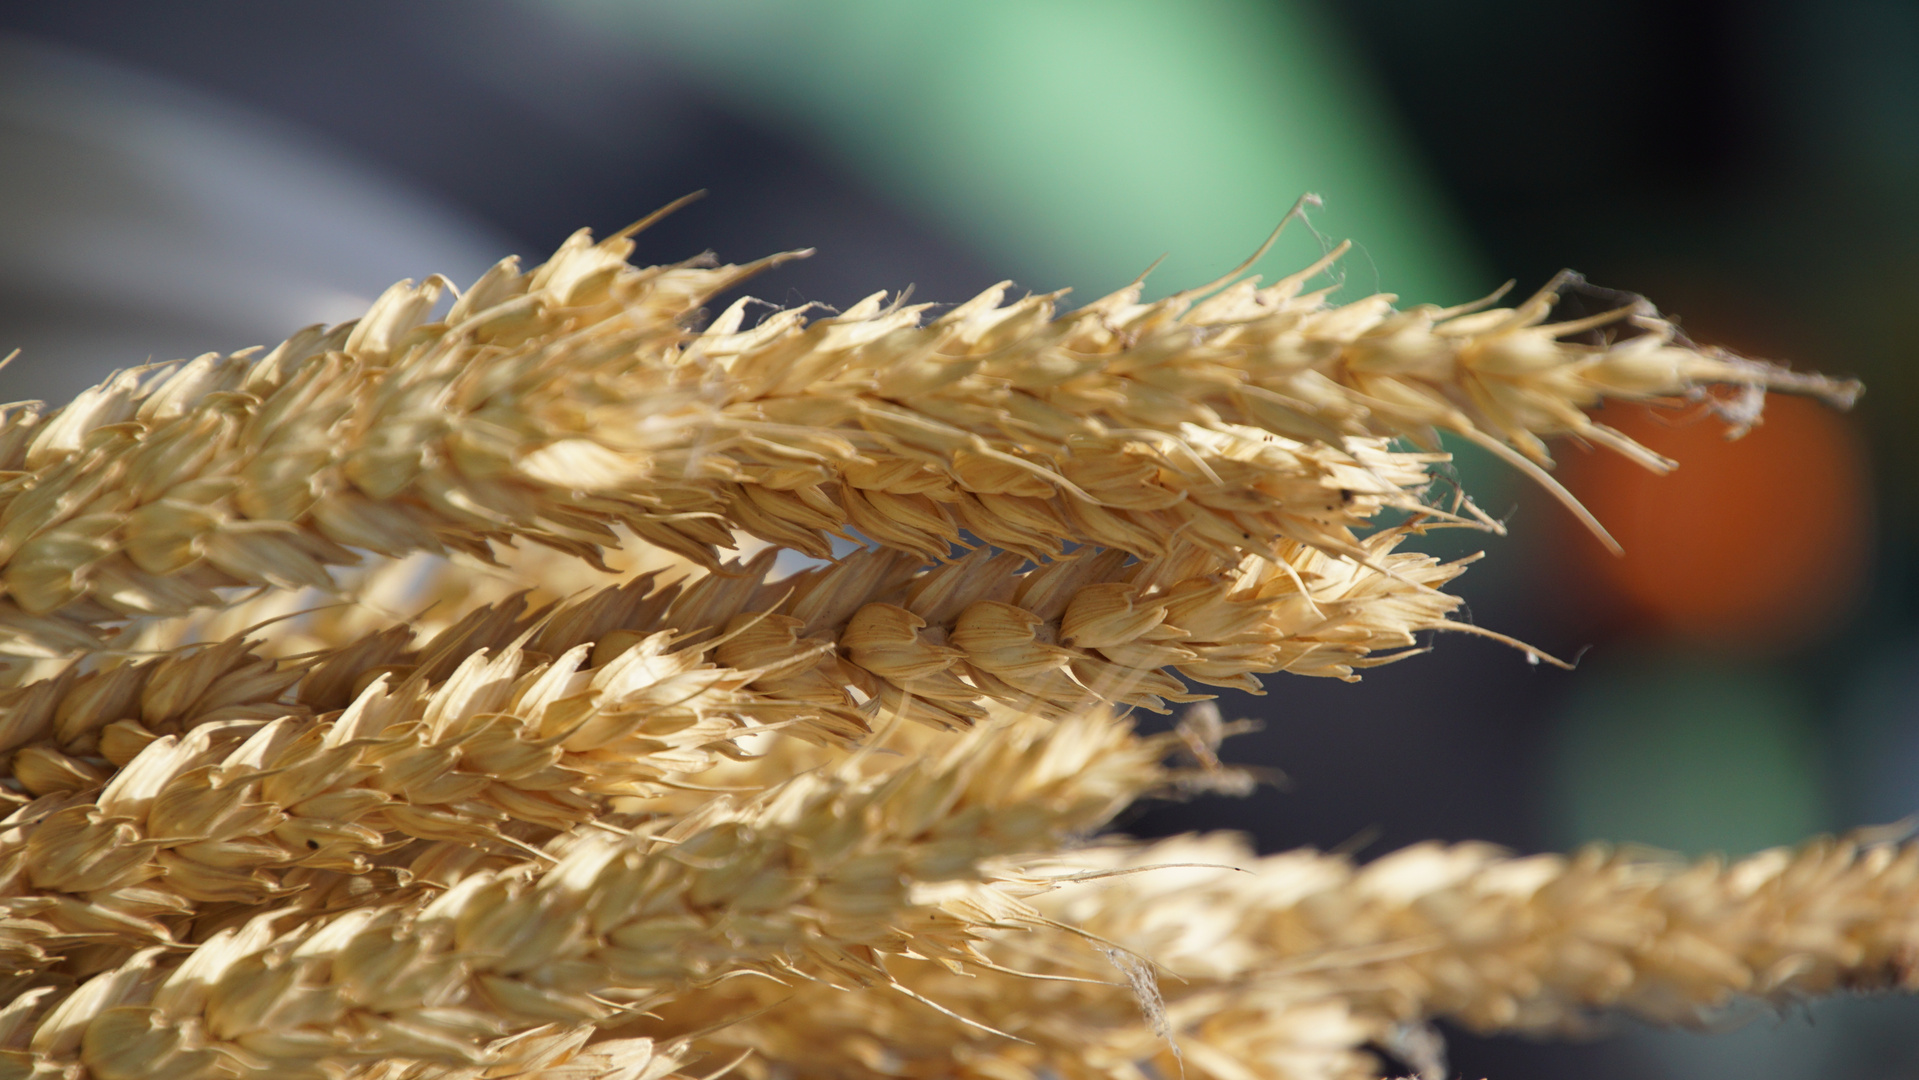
0,2,1912,1076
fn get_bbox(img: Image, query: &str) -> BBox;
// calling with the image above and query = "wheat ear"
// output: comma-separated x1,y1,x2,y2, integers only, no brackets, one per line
0,708,1171,1079
654,828,1918,1080
0,222,1850,658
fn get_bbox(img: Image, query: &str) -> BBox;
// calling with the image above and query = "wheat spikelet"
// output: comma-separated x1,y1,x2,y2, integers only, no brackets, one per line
119,529,688,664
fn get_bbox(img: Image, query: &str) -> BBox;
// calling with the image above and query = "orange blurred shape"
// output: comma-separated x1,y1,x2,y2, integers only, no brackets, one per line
1555,394,1871,647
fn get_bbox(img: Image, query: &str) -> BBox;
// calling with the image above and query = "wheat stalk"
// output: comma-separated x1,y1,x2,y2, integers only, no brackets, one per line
0,212,1884,1080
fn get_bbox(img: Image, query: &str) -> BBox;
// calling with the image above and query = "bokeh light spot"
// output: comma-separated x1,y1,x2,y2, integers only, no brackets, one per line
1556,394,1871,647
1547,654,1827,856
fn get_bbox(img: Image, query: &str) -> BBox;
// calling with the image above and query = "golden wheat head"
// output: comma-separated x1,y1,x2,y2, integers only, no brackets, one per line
0,207,1886,1080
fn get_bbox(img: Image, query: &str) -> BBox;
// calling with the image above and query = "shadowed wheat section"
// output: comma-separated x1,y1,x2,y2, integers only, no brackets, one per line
0,208,1889,1080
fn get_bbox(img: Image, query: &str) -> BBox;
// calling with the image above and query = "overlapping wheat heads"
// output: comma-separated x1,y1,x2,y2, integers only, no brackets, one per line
0,708,1174,1079
0,212,1882,1080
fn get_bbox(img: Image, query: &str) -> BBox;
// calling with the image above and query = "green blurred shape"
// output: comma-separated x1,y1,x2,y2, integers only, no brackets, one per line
556,0,1481,304
1547,653,1829,857
556,0,1521,508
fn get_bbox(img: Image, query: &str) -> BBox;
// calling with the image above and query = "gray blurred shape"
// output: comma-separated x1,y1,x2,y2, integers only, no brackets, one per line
0,34,507,406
